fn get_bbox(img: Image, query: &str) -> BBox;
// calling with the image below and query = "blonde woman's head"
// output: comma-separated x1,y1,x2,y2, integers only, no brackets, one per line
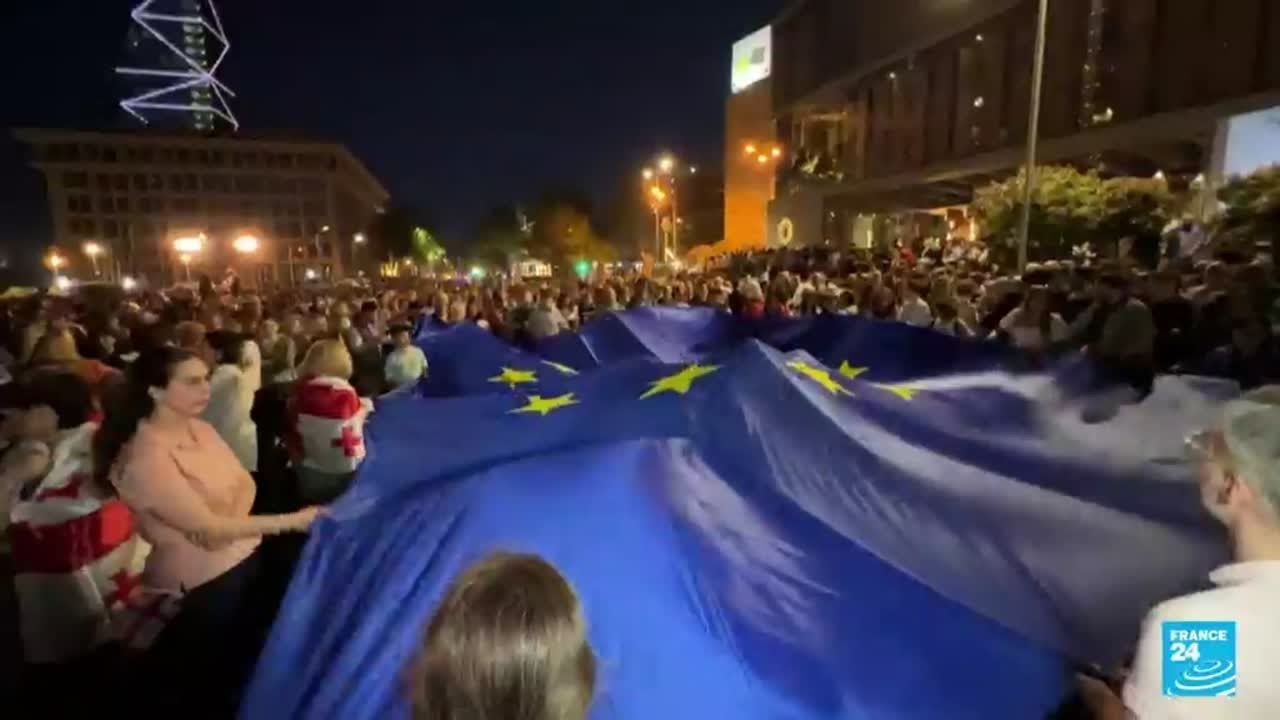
30,329,81,365
299,338,353,380
410,552,595,720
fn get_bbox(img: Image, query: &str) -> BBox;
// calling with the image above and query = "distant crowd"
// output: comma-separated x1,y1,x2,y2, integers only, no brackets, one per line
0,235,1276,717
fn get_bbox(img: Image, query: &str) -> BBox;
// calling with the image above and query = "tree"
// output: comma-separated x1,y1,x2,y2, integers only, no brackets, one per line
368,205,447,272
466,205,527,270
527,193,615,270
1216,164,1280,245
974,166,1173,267
411,226,446,267
368,205,417,261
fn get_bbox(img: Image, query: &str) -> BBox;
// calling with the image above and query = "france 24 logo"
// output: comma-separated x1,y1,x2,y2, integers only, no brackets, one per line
1161,621,1237,697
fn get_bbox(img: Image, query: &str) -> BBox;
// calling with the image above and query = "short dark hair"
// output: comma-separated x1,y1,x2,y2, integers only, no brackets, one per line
17,371,94,430
410,553,595,720
389,323,413,337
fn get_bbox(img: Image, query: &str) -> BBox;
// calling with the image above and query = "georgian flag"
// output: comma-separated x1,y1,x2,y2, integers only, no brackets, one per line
289,376,372,475
8,424,152,664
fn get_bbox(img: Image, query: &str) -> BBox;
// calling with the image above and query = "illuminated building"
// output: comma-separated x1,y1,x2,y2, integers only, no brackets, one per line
14,128,389,286
118,0,236,132
722,25,776,252
764,0,1280,249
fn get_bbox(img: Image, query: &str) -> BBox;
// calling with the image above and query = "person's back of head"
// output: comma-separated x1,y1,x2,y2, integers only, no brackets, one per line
18,370,94,432
1221,387,1280,522
30,328,81,367
175,321,207,352
206,330,248,368
410,552,595,720
299,338,353,380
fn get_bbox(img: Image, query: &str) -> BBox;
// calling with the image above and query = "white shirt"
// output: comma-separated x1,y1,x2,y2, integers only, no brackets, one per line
1124,562,1280,719
202,364,258,472
527,306,568,340
384,345,428,389
999,308,1069,352
897,296,933,327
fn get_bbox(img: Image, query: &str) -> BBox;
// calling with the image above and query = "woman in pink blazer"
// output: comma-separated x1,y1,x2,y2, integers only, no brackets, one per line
95,346,320,715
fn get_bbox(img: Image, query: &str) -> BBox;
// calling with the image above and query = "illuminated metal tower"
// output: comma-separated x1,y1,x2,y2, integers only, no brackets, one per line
117,0,238,132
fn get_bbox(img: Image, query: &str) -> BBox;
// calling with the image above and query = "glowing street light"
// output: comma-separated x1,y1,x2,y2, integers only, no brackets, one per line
304,268,318,281
744,143,757,155
82,241,104,276
658,155,675,174
46,251,66,271
756,154,769,165
771,146,782,158
642,168,654,181
233,234,260,254
353,232,367,244
173,235,204,254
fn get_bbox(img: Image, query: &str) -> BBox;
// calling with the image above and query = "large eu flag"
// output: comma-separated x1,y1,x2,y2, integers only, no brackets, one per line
242,308,1231,719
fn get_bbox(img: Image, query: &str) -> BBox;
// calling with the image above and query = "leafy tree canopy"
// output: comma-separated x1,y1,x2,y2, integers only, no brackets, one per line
1216,164,1280,244
974,166,1174,267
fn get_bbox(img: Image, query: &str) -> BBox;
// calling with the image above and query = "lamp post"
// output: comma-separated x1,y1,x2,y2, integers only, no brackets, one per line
353,232,367,277
233,234,260,289
646,183,668,261
1015,0,1051,273
82,241,104,277
641,154,698,264
173,234,204,282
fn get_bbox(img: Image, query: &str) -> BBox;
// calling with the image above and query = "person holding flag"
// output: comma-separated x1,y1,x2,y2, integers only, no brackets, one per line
95,346,322,715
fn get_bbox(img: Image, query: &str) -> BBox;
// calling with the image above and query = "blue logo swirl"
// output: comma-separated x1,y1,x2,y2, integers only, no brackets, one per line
1171,660,1237,697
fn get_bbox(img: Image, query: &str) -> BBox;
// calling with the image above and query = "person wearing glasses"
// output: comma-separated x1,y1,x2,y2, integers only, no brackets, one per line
1080,386,1280,719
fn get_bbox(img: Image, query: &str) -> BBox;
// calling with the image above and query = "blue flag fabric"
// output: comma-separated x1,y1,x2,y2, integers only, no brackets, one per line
243,309,1230,720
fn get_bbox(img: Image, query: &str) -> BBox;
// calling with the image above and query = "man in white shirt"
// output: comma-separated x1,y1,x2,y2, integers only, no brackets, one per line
384,324,428,389
897,276,933,328
1081,386,1280,719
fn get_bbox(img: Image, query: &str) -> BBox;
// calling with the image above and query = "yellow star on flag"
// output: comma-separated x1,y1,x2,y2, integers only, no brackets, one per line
509,393,579,416
838,361,869,380
489,367,538,388
874,383,922,401
542,361,579,376
640,363,721,399
787,360,852,396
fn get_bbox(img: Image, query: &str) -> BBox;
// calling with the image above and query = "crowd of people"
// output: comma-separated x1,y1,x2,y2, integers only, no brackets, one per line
0,238,1276,718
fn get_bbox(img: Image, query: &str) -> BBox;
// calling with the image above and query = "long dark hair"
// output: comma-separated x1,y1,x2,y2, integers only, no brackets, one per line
93,346,200,491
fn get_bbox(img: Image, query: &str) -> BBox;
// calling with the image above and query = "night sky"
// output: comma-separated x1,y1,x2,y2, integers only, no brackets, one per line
0,0,780,276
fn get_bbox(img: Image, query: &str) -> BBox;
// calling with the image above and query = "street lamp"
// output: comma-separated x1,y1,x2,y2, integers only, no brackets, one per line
658,155,675,174
46,251,66,272
353,232,367,244
233,234,260,254
173,235,204,254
